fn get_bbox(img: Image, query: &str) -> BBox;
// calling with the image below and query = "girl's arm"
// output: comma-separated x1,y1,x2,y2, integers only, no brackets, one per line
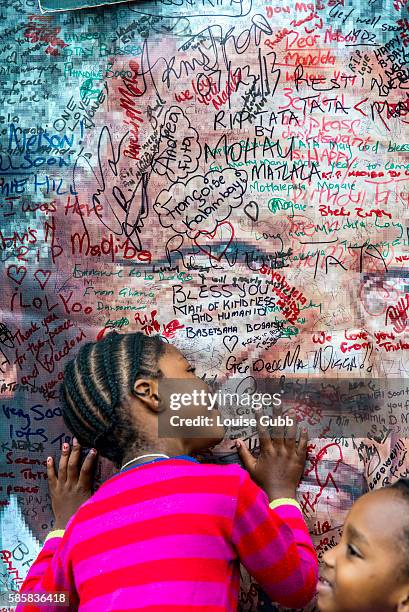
234,412,318,607
16,440,98,611
232,468,318,608
15,527,78,612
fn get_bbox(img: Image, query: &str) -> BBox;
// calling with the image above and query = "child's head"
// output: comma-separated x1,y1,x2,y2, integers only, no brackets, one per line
318,479,409,612
60,332,225,469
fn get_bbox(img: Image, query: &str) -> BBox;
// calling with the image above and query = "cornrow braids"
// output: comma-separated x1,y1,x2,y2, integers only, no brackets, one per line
100,332,121,419
60,331,166,468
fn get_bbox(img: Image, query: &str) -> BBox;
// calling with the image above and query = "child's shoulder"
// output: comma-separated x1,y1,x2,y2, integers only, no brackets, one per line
84,458,249,507
182,458,247,480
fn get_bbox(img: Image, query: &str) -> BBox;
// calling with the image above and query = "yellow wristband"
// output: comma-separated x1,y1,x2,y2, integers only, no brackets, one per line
45,529,65,542
269,498,302,512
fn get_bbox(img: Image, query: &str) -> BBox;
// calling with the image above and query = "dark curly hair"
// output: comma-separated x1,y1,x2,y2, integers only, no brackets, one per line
59,331,166,469
389,479,409,577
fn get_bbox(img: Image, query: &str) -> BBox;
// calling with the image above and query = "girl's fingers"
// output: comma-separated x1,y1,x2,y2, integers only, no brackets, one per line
67,437,81,481
46,456,57,489
297,428,309,459
255,412,273,454
235,439,257,473
58,443,70,482
271,404,285,449
78,449,98,489
285,409,297,448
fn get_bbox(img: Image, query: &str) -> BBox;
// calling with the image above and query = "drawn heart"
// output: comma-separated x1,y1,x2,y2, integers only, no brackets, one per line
223,335,238,353
7,265,27,286
34,269,51,290
194,221,234,261
244,201,259,222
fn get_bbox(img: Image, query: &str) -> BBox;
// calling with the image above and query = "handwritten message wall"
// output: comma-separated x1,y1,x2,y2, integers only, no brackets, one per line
1,0,409,607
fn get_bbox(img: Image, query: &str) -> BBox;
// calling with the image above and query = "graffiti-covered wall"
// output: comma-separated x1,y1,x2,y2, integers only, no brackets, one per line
1,0,409,608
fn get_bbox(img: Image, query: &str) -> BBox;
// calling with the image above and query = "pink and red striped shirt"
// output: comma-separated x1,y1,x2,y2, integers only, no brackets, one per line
17,455,318,611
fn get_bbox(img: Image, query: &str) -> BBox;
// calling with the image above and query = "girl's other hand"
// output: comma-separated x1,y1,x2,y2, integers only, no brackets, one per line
235,409,308,502
47,438,98,530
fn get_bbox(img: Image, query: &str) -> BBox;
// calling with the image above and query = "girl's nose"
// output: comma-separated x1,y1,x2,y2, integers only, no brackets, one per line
322,543,338,568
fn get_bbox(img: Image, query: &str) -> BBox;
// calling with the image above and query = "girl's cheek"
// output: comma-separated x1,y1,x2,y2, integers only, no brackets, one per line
337,565,368,608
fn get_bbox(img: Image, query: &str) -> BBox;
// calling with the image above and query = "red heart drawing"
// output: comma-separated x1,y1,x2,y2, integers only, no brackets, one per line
194,221,234,261
34,269,51,290
7,265,27,286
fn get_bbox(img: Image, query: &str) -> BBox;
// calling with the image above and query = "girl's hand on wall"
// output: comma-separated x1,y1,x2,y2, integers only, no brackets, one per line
46,439,98,529
235,409,308,502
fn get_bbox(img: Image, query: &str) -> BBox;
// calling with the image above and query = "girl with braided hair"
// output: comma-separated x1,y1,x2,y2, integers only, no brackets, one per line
17,331,318,611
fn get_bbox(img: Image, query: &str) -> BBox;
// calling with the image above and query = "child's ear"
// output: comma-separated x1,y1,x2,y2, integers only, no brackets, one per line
133,379,160,412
